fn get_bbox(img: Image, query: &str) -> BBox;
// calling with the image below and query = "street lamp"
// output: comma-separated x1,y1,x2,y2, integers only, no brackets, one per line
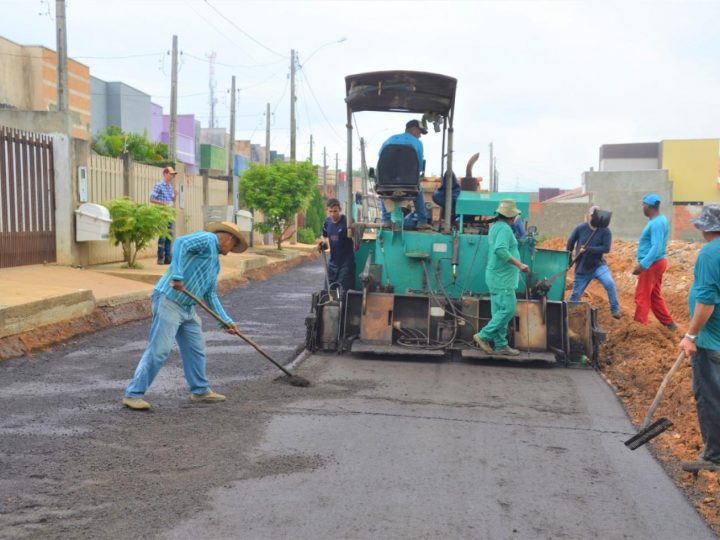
300,37,347,67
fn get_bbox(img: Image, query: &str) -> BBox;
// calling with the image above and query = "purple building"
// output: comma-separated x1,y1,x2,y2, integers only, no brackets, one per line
151,103,199,173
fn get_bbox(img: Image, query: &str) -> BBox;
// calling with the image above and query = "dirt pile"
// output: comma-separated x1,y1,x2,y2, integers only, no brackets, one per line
539,237,720,528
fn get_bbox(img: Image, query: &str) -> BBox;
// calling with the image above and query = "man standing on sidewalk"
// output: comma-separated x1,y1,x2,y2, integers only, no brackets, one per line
633,193,676,330
150,166,178,265
566,206,621,319
473,199,529,356
678,204,720,472
122,222,248,411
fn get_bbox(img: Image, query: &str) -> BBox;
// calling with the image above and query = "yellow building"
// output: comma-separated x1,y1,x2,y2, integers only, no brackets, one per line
0,35,91,140
661,138,720,203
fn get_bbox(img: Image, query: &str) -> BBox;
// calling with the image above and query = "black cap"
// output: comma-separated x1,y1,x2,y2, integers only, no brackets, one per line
406,119,428,134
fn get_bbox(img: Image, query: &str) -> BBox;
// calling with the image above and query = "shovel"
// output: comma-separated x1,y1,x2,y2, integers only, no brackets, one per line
181,288,311,388
624,351,686,450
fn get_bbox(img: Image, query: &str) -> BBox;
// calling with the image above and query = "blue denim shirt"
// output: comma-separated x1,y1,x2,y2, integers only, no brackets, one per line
155,231,233,325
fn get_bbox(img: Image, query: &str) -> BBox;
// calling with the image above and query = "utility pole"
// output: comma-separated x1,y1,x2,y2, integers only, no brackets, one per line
289,49,297,162
309,134,313,164
55,0,68,114
488,142,494,192
265,102,271,164
169,35,178,164
360,137,368,221
228,75,237,211
323,146,327,196
335,152,339,203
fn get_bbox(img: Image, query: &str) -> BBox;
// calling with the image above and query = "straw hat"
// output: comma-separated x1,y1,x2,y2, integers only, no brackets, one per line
495,199,521,218
206,221,249,253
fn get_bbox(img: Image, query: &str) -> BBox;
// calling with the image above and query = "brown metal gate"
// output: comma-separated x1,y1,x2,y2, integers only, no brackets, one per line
0,127,56,268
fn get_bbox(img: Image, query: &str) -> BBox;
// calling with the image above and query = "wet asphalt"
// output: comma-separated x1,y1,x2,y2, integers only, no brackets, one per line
0,259,326,539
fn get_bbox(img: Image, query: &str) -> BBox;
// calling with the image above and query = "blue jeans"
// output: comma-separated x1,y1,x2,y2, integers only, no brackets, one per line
569,263,620,313
381,188,428,224
157,221,174,262
328,261,355,293
692,347,720,463
125,292,210,398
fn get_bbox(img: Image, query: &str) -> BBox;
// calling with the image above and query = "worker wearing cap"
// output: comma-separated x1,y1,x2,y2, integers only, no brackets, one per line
122,222,248,411
633,193,676,329
473,199,530,356
567,206,621,319
379,119,431,231
150,166,178,265
678,204,720,472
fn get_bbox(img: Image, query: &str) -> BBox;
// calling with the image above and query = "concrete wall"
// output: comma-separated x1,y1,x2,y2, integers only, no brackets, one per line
529,201,589,239
90,77,107,135
583,170,673,240
600,158,659,171
106,82,151,136
0,110,78,134
0,36,40,110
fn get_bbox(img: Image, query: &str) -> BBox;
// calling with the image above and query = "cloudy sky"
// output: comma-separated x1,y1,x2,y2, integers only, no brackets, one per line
2,0,719,190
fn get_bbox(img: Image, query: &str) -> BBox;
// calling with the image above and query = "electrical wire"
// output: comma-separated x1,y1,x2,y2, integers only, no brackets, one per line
203,0,288,60
297,67,344,142
182,51,285,70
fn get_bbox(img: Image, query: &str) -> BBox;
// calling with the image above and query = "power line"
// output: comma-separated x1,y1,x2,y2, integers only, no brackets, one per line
298,67,344,142
182,51,284,69
203,0,287,60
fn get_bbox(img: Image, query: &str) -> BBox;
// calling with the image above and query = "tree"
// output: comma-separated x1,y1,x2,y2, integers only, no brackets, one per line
103,197,175,268
93,126,169,166
304,187,326,237
240,160,317,250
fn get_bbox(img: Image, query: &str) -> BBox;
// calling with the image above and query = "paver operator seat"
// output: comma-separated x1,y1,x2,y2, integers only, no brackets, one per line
374,144,421,201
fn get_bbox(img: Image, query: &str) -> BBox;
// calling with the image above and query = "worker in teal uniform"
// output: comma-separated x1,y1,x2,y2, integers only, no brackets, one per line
473,199,529,356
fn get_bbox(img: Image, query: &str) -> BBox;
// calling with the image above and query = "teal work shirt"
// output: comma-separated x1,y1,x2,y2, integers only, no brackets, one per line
637,214,669,269
689,237,720,350
486,220,520,291
155,231,234,325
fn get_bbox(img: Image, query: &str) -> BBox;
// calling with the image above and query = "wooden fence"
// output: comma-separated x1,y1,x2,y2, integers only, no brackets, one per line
85,155,231,265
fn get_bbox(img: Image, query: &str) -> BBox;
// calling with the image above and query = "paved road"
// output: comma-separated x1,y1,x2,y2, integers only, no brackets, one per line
159,355,715,540
0,259,714,539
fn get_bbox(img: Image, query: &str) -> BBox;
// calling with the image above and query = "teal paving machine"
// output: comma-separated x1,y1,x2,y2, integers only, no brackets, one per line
308,71,604,366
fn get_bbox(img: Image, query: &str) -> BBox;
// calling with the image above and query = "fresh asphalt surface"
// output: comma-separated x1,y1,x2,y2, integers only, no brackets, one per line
0,259,714,539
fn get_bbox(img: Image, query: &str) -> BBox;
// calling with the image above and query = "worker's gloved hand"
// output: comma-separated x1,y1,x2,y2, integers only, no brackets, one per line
225,322,239,336
318,241,328,252
172,280,184,291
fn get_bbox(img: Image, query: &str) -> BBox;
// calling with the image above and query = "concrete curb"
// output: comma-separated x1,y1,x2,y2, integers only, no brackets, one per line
0,249,319,360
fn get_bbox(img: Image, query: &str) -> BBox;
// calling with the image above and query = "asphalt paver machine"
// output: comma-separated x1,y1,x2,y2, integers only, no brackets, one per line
307,70,604,366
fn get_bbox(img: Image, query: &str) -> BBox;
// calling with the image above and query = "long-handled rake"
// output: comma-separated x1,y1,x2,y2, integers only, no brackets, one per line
624,351,686,450
181,288,311,388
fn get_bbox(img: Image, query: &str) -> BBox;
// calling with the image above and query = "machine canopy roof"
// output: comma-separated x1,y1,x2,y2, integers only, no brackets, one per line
345,71,457,115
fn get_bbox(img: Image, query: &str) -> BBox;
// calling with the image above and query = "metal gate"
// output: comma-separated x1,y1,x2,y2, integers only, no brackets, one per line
0,127,56,268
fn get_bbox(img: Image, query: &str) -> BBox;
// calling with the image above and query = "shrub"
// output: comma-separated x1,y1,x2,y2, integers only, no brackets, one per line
297,227,317,245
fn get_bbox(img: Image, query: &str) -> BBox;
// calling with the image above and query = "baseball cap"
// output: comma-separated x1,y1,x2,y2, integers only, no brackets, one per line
642,193,661,206
405,119,428,135
690,204,720,233
163,166,178,175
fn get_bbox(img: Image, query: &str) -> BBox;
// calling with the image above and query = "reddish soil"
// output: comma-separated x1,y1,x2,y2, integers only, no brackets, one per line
540,237,720,530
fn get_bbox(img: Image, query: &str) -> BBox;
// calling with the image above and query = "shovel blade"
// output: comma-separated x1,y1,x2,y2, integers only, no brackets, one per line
624,417,674,450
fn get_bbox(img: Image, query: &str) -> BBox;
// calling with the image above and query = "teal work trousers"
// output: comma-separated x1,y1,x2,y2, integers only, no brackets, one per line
478,290,517,349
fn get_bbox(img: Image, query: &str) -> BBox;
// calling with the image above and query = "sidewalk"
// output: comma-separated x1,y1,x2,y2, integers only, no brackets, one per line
0,243,319,359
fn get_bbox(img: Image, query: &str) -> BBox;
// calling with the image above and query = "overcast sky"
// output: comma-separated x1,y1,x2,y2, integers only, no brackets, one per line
2,0,719,190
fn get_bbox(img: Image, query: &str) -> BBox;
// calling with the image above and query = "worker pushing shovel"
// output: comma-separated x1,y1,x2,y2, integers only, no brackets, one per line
122,221,309,412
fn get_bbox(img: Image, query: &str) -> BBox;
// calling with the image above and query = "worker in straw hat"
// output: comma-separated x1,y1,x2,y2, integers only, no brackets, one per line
473,199,530,356
122,221,248,411
678,204,720,472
